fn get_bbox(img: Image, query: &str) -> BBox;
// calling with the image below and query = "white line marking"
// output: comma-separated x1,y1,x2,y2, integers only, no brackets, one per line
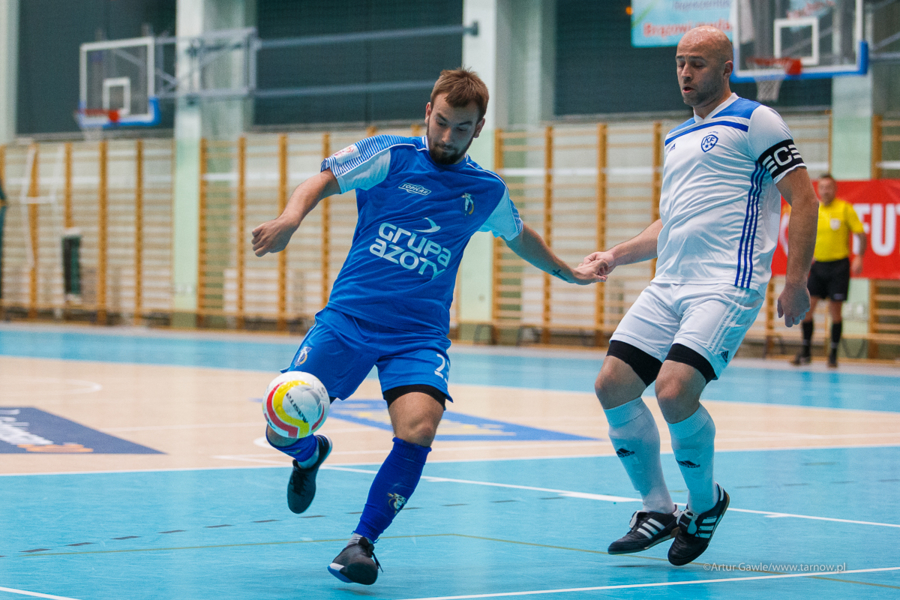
397,566,900,600
211,455,286,466
0,586,82,600
325,467,653,503
323,467,900,528
104,422,265,432
733,508,900,528
0,377,102,397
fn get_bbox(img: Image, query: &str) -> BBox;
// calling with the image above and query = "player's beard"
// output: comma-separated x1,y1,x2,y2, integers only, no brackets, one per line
681,73,725,110
425,123,475,165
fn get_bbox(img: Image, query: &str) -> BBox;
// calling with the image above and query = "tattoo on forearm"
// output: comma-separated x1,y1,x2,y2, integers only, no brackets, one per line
551,268,570,282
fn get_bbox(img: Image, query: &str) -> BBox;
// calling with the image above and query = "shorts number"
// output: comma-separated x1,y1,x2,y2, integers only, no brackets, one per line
434,353,449,383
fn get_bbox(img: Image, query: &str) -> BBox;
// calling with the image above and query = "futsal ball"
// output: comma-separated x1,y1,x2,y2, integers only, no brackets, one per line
263,371,330,438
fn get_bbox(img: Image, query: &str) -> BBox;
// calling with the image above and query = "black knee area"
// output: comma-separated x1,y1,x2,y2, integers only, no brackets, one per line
383,384,447,409
665,343,717,383
607,340,662,387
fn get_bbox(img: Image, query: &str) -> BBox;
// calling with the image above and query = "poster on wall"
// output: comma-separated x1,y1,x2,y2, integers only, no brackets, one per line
772,180,900,280
631,0,734,47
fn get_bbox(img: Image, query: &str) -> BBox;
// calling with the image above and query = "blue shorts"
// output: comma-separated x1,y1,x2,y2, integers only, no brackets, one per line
285,307,452,402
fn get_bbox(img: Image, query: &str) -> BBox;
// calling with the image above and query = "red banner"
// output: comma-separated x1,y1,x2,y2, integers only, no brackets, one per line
771,179,900,280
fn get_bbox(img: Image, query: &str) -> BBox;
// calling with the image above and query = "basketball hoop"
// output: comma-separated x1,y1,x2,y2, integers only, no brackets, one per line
746,57,802,103
74,107,120,142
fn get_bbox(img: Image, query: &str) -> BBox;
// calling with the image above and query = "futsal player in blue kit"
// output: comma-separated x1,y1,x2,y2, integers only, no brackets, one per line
581,27,819,566
252,68,603,585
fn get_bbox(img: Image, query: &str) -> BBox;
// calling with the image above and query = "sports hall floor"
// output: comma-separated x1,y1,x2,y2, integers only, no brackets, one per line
1,322,898,600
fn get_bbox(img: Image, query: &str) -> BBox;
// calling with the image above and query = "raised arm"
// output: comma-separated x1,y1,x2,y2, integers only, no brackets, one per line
581,219,663,279
505,224,605,285
776,167,818,326
252,170,341,257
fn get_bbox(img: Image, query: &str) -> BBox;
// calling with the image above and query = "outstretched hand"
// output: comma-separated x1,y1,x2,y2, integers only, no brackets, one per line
580,251,617,280
777,281,811,327
570,260,608,285
252,216,298,257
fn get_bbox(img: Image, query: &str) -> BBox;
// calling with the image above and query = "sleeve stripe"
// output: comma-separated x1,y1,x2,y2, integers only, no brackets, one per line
321,135,412,177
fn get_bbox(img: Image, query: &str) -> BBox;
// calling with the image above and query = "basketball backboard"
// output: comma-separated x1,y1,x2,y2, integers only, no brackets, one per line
79,37,160,128
732,0,868,82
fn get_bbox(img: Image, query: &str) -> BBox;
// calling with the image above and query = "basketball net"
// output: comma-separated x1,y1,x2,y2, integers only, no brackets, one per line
74,108,120,142
747,57,802,103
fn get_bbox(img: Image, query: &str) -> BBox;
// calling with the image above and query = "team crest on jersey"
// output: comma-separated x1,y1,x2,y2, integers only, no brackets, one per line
462,193,475,215
295,346,311,366
701,134,718,153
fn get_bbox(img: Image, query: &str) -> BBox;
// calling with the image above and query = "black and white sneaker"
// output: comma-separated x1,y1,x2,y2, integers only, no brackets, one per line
790,353,811,366
286,435,332,514
668,483,730,566
327,537,382,585
608,509,680,555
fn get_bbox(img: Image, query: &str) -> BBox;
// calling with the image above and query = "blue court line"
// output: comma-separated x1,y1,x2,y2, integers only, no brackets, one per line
1,328,898,413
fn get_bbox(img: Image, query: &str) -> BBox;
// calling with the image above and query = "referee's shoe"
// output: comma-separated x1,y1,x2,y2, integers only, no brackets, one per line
668,483,730,566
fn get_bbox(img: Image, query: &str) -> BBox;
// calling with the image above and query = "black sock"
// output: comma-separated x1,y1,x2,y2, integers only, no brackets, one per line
830,322,842,356
801,320,814,357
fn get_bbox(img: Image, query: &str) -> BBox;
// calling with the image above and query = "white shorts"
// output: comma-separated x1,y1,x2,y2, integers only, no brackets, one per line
610,282,764,378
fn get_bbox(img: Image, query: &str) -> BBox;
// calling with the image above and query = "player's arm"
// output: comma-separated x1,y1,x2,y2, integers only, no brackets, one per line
848,205,867,275
851,231,866,275
252,170,341,257
580,219,662,279
776,167,817,326
505,224,605,285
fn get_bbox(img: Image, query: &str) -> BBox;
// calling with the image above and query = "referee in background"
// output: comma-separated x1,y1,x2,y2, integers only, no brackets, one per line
792,173,866,368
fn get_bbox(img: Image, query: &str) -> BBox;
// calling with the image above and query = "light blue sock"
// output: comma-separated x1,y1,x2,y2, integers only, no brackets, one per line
668,404,717,514
605,398,675,514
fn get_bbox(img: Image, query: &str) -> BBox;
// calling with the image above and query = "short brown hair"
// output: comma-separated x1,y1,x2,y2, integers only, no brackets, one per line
430,68,489,121
819,173,836,182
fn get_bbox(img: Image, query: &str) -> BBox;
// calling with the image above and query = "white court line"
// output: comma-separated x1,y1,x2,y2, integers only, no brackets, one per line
101,424,371,434
0,587,81,600
324,467,900,528
396,566,900,600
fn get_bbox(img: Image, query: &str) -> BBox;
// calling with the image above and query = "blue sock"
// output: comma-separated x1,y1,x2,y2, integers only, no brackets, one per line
267,431,318,465
354,437,431,541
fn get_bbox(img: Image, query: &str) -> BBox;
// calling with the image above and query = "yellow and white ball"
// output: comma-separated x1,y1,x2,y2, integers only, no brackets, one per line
263,371,329,438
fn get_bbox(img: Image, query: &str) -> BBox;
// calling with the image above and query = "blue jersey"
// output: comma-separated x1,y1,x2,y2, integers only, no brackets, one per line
320,135,522,336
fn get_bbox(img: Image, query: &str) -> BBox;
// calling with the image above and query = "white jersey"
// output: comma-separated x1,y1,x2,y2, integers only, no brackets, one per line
654,94,805,293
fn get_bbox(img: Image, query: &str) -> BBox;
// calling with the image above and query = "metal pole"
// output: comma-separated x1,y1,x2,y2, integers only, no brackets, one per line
595,123,608,346
491,128,504,345
28,144,39,319
197,138,208,328
0,145,6,311
277,133,288,332
134,140,144,324
651,121,663,278
541,126,553,344
237,137,246,329
321,133,331,310
872,114,883,180
97,140,108,324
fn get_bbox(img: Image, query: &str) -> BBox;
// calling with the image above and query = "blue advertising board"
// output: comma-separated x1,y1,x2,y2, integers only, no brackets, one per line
632,0,733,47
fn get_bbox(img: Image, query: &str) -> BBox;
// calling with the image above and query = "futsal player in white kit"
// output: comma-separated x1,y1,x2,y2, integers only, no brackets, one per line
582,27,819,565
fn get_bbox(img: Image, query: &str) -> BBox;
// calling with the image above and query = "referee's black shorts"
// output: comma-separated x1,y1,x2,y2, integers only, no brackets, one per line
807,257,851,301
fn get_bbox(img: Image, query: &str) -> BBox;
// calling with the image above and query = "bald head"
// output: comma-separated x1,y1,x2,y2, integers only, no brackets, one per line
677,26,733,67
675,26,734,118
